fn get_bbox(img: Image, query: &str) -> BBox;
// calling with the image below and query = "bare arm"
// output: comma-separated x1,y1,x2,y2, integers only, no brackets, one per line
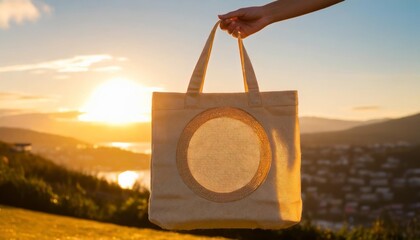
219,0,344,38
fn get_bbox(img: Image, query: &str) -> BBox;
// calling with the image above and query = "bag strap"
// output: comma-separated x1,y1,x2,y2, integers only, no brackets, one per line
186,21,262,107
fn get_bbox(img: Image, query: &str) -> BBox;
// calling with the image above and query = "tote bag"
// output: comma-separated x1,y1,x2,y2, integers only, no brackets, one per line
149,21,302,230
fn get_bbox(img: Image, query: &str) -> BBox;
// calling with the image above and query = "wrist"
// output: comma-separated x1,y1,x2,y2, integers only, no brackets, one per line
261,3,279,25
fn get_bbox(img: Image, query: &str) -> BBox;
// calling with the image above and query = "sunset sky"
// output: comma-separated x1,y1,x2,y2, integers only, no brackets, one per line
0,0,419,123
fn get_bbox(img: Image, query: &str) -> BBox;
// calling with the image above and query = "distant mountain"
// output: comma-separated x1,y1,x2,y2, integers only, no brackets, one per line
0,127,149,171
299,117,387,133
301,113,420,146
0,112,151,143
0,127,85,148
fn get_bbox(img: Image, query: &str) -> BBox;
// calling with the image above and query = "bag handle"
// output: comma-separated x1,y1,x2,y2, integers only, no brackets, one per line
186,21,262,107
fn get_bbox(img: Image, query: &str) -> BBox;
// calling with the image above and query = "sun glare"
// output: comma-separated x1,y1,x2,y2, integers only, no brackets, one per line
78,78,157,124
118,171,139,189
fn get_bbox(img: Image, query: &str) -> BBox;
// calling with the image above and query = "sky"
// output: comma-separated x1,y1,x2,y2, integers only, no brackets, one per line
0,0,419,122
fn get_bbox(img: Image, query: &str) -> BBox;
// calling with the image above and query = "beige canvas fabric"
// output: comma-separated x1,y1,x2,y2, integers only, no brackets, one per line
149,21,302,230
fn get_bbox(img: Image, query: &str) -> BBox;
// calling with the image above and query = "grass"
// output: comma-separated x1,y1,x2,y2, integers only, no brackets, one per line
0,205,228,240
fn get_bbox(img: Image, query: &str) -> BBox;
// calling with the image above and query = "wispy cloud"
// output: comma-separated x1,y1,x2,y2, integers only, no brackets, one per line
0,0,52,29
93,66,122,73
353,106,381,111
0,91,54,101
50,110,82,120
0,55,121,74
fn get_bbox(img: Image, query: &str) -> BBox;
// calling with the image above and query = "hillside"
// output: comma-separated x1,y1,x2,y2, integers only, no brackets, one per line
301,113,420,146
0,127,85,148
299,117,387,134
0,141,152,227
0,127,150,171
0,205,226,240
0,112,151,143
300,117,360,133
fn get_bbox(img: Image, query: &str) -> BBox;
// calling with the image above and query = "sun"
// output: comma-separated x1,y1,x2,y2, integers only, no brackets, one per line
118,171,139,189
78,78,156,124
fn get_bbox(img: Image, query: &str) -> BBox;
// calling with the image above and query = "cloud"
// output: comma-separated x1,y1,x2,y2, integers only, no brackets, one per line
0,55,119,74
93,66,122,73
0,0,52,29
353,106,381,111
0,91,53,101
49,110,82,120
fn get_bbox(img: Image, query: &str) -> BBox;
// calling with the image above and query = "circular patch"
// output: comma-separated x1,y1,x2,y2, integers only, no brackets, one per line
176,107,271,202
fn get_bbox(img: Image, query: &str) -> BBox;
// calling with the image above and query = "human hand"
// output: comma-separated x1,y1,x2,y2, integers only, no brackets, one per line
218,0,344,38
218,6,270,39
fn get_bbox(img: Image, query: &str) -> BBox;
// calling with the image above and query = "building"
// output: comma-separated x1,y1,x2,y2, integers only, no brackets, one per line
12,143,32,152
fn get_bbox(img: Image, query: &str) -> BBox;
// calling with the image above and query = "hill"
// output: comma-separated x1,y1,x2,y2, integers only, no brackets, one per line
301,113,420,146
0,205,225,240
0,141,152,227
0,127,85,148
0,112,151,143
0,127,150,171
299,117,387,134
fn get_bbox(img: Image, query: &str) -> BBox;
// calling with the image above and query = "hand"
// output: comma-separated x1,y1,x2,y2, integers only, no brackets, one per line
218,0,344,38
218,6,270,39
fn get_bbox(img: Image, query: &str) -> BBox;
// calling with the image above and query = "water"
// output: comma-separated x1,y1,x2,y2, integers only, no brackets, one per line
97,170,151,190
95,142,152,190
98,141,151,155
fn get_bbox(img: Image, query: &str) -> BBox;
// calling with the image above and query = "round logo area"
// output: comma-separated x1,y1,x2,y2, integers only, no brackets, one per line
176,107,271,202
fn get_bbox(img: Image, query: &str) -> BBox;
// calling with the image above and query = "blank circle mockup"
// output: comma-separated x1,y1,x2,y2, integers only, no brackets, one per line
176,107,272,202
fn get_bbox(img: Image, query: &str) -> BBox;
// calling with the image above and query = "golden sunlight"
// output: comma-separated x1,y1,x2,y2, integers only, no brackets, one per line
78,78,155,124
118,171,139,189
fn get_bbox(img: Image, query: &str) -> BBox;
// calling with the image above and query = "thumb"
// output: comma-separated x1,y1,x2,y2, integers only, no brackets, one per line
218,8,245,20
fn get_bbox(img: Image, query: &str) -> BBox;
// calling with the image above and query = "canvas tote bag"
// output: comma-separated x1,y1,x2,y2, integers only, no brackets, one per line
149,21,302,230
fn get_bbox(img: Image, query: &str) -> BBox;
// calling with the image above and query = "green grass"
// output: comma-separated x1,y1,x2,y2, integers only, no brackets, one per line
0,205,228,240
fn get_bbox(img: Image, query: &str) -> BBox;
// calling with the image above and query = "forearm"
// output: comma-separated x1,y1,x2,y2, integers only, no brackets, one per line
263,0,344,24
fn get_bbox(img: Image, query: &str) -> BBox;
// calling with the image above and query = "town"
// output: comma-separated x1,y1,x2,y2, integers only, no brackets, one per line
301,143,420,228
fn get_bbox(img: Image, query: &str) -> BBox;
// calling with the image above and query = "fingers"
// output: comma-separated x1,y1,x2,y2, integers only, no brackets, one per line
219,19,247,38
219,16,238,33
232,27,242,39
226,21,238,34
220,18,238,34
218,8,252,38
219,18,232,30
218,8,245,20
218,8,244,31
227,25,246,39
